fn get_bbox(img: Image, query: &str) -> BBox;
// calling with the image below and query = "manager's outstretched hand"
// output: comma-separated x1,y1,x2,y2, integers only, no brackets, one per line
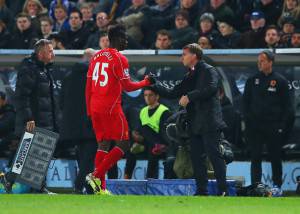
144,74,156,85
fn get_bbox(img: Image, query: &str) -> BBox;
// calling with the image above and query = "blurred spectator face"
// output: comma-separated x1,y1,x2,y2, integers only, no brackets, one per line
41,20,52,36
198,36,212,49
181,0,196,8
38,44,55,64
265,28,280,45
260,0,273,5
200,20,213,33
210,0,225,9
291,32,300,47
17,17,31,32
144,89,159,106
132,0,145,8
175,15,189,29
283,23,295,34
69,12,83,31
218,22,233,36
26,0,38,16
250,18,266,30
55,7,67,21
286,0,297,10
99,35,110,49
96,12,109,29
258,53,272,73
155,34,171,49
81,7,93,21
155,0,171,7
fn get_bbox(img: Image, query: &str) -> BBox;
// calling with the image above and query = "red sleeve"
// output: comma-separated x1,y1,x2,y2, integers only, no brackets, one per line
115,54,151,92
85,64,93,117
121,78,150,92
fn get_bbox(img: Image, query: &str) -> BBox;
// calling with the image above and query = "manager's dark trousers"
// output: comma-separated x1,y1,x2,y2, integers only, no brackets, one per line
247,125,283,187
190,130,227,194
75,140,97,193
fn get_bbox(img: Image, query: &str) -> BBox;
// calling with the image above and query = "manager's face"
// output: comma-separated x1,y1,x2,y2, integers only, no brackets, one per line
181,48,195,67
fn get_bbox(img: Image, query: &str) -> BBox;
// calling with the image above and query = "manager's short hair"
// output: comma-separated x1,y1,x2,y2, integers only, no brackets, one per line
183,43,203,60
34,39,52,54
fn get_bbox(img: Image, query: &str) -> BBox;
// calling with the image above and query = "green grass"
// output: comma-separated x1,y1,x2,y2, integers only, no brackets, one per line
0,195,300,214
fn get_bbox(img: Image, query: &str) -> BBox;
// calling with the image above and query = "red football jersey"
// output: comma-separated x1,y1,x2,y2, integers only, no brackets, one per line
86,48,150,115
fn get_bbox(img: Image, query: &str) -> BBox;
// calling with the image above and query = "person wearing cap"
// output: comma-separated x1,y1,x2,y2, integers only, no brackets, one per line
197,13,220,48
279,16,296,47
214,16,240,49
243,50,294,196
238,11,266,48
169,10,198,49
289,28,300,47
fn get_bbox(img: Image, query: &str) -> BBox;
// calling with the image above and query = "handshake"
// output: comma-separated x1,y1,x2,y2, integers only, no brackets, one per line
144,73,157,85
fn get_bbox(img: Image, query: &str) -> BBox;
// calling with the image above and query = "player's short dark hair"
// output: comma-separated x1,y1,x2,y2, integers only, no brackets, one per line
183,43,203,60
260,50,275,62
144,86,159,95
34,39,52,54
156,29,172,40
16,12,31,22
108,24,126,41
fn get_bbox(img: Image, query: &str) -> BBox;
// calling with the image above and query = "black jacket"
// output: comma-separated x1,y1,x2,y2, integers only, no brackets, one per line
243,71,293,130
0,104,15,138
8,27,39,49
15,53,57,136
59,61,95,141
155,60,226,135
59,26,89,49
238,27,266,49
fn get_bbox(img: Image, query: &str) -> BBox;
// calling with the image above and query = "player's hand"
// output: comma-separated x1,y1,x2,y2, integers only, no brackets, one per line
179,95,190,107
26,120,35,133
144,75,156,85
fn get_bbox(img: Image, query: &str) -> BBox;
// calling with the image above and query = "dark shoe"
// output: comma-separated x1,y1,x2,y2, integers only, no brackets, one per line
194,191,208,196
0,172,12,193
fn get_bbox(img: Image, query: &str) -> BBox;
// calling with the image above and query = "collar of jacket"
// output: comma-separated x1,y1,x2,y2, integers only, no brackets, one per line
29,53,53,69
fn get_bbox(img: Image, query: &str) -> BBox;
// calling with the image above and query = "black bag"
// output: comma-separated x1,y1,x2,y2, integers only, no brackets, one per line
219,137,234,164
173,145,194,179
237,183,272,197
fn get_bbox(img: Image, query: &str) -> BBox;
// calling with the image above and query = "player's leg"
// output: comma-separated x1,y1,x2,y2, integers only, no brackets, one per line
93,140,129,179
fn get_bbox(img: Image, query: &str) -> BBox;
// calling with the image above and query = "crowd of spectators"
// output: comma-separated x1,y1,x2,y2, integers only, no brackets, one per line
0,0,299,50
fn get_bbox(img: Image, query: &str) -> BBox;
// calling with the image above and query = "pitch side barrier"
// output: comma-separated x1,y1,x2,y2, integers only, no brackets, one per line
0,48,299,66
0,49,300,155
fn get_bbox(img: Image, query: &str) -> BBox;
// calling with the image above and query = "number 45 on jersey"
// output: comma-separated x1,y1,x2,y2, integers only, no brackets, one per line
92,62,108,87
